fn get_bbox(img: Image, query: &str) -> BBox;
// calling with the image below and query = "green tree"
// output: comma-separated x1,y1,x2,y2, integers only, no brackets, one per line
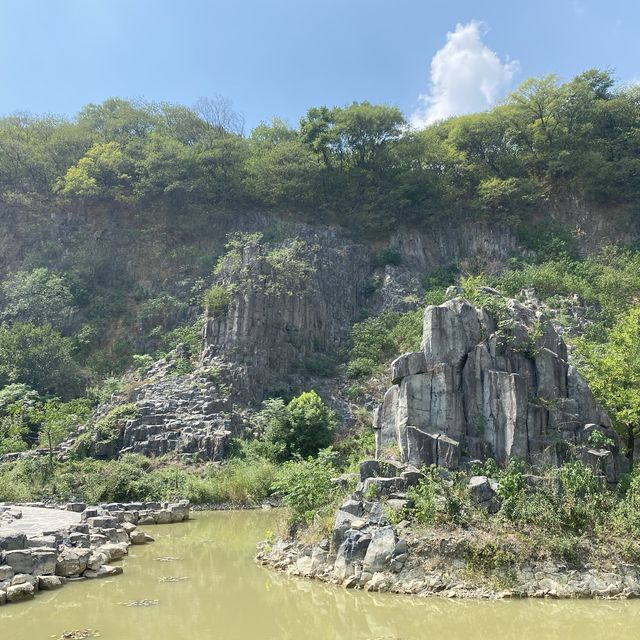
255,391,336,460
57,141,133,200
0,268,76,333
300,102,404,170
286,390,337,458
577,307,640,463
37,398,93,468
0,324,85,398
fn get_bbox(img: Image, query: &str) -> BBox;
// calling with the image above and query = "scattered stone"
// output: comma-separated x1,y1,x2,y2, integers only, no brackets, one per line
129,530,148,545
56,548,91,577
54,630,101,639
84,565,123,579
39,575,64,590
6,581,35,603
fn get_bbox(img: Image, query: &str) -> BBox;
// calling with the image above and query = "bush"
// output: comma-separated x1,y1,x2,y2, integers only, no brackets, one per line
0,455,278,506
94,403,139,443
255,391,336,461
203,285,232,316
407,475,437,525
346,357,378,379
347,309,422,379
493,459,609,535
0,414,30,455
407,468,471,527
272,451,338,524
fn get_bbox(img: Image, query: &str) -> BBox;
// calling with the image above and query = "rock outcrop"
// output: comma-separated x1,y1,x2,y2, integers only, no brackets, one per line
201,227,371,398
373,296,626,481
111,364,233,463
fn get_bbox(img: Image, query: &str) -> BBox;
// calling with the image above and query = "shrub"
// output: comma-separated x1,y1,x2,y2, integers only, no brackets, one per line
286,391,337,458
346,357,377,379
94,403,139,442
347,309,422,379
271,451,338,524
0,414,30,455
407,475,437,525
203,285,232,316
255,391,336,461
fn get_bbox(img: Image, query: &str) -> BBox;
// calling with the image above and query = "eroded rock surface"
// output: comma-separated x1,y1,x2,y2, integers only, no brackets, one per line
373,296,626,481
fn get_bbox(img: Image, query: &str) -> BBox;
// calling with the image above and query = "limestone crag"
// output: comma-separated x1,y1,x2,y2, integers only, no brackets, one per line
374,296,625,481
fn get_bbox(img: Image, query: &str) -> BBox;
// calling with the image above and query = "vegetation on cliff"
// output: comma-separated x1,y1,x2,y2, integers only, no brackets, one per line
0,68,640,529
2,70,637,232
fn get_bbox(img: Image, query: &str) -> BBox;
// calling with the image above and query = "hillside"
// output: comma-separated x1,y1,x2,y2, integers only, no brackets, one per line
0,68,639,509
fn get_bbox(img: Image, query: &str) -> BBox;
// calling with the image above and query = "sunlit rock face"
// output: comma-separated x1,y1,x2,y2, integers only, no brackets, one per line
374,296,625,481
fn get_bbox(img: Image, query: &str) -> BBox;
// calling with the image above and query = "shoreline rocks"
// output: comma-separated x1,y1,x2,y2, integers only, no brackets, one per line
258,534,640,599
257,494,640,600
0,500,190,606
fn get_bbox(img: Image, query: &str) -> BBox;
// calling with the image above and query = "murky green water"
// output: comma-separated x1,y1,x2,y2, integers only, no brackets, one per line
2,510,640,639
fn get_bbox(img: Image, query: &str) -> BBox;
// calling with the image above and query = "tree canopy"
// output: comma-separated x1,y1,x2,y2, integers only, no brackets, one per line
0,69,636,234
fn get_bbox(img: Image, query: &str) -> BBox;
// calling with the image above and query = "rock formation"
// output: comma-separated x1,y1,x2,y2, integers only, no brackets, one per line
0,501,190,605
374,295,626,481
201,227,371,398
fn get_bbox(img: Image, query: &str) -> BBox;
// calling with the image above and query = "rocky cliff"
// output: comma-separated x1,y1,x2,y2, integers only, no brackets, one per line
374,295,626,481
201,226,371,398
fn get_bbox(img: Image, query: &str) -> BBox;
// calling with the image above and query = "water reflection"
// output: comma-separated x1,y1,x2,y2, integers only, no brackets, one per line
1,510,640,640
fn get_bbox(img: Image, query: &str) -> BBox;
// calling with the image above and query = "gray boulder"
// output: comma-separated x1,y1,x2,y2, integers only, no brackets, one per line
55,547,91,577
363,526,396,573
3,549,35,574
0,533,26,551
468,476,500,513
5,581,35,603
38,575,64,590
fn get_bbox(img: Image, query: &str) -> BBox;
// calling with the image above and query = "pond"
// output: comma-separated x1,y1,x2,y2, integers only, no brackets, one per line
2,510,640,639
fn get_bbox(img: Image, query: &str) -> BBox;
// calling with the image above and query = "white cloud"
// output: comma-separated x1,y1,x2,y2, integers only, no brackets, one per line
411,21,519,128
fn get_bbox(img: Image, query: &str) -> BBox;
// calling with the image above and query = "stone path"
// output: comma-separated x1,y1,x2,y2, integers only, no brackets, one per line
0,505,80,537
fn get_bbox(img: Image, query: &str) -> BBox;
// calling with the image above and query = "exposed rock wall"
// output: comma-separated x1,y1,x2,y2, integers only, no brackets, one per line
373,296,626,480
202,226,371,397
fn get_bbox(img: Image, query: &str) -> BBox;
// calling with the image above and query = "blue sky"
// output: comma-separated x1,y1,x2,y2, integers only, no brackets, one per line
0,0,638,130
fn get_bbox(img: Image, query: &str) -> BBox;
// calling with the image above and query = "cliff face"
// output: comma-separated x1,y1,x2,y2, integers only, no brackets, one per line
374,296,626,481
201,226,371,398
0,198,636,408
